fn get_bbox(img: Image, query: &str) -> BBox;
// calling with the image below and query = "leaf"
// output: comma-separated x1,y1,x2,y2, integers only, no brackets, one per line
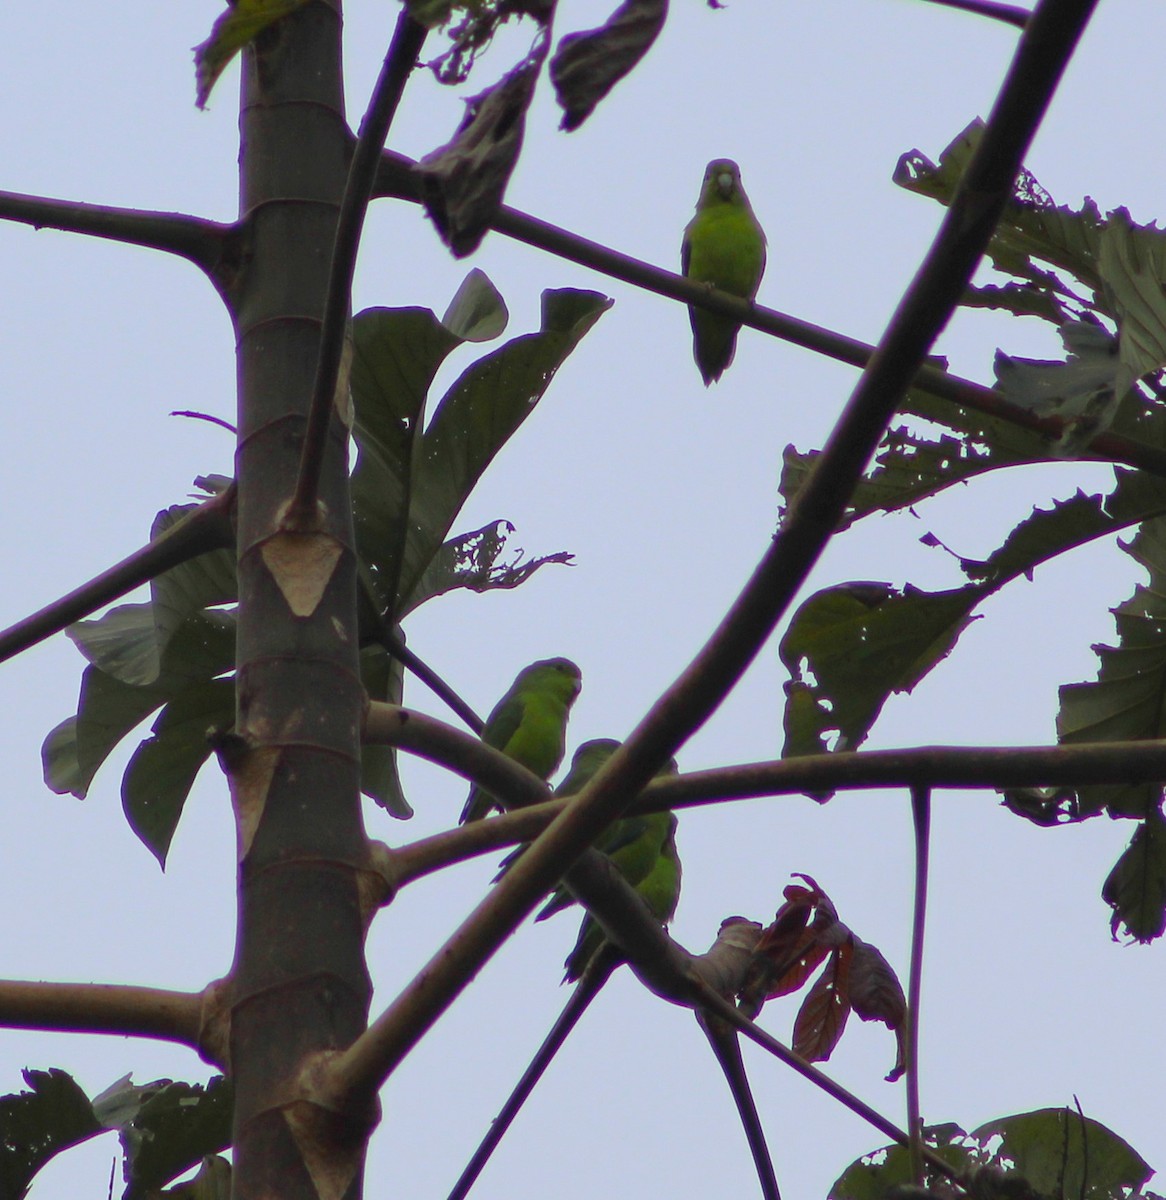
1055,515,1166,818
961,278,1069,324
44,612,234,806
895,118,1106,298
441,268,509,342
417,55,543,256
1102,807,1166,943
399,288,610,604
779,383,1054,529
828,1123,977,1200
970,1107,1153,1199
994,319,1121,454
401,519,573,615
120,1078,233,1200
549,0,667,131
848,937,907,1082
194,0,311,109
0,1069,102,1200
1099,208,1166,400
359,643,412,819
350,305,463,614
968,468,1166,587
148,505,237,675
121,679,235,868
792,939,851,1063
778,582,980,760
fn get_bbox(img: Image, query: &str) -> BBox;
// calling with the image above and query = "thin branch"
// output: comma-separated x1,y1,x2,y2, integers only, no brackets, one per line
380,727,1166,886
691,980,960,1185
446,950,618,1200
287,10,428,528
336,0,1096,1106
0,487,234,665
0,979,202,1048
701,1017,782,1200
373,104,1166,484
915,0,1030,27
906,785,932,1187
0,190,234,280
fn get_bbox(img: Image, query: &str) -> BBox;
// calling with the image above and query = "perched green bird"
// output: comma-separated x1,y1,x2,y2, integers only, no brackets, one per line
681,158,767,385
562,813,681,981
459,657,582,823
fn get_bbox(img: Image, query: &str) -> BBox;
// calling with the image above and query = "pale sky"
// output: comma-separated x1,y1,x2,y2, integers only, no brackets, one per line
2,2,1164,1197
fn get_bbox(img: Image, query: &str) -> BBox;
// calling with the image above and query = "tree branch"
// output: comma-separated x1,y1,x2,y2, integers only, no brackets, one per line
287,9,428,528
373,117,1163,482
381,727,1166,887
906,785,932,1186
691,980,959,1185
0,190,236,283
445,950,618,1200
0,979,203,1049
916,0,1030,27
0,487,234,665
701,1017,782,1200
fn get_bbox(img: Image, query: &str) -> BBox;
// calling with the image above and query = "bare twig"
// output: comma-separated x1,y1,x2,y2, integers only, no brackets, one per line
287,10,427,528
906,785,932,1186
0,191,235,284
0,487,234,665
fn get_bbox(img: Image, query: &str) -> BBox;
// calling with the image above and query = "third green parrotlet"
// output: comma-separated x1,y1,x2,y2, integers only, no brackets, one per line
561,811,681,982
460,657,582,823
681,158,767,385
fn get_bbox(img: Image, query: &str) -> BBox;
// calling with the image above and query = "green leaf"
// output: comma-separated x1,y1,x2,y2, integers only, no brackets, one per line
149,505,237,675
961,278,1069,324
895,118,1106,298
350,305,464,615
401,519,574,615
1055,515,1166,818
968,469,1166,587
121,679,235,868
828,1123,976,1199
359,643,412,819
44,612,235,803
1102,807,1166,943
120,1078,233,1200
0,1069,102,1200
441,268,509,342
1099,208,1166,400
194,0,311,109
778,582,980,763
994,319,1121,453
780,383,1053,529
970,1107,1153,1199
401,288,610,604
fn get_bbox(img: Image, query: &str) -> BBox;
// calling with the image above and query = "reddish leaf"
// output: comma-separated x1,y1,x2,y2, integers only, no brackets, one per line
849,937,908,1081
793,939,853,1062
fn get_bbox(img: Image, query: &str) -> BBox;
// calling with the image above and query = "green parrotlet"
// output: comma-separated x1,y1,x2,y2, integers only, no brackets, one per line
681,158,767,385
562,813,681,982
460,657,582,823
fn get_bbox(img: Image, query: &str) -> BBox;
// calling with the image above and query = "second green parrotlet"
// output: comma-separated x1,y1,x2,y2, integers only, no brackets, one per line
681,158,767,385
460,657,582,823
